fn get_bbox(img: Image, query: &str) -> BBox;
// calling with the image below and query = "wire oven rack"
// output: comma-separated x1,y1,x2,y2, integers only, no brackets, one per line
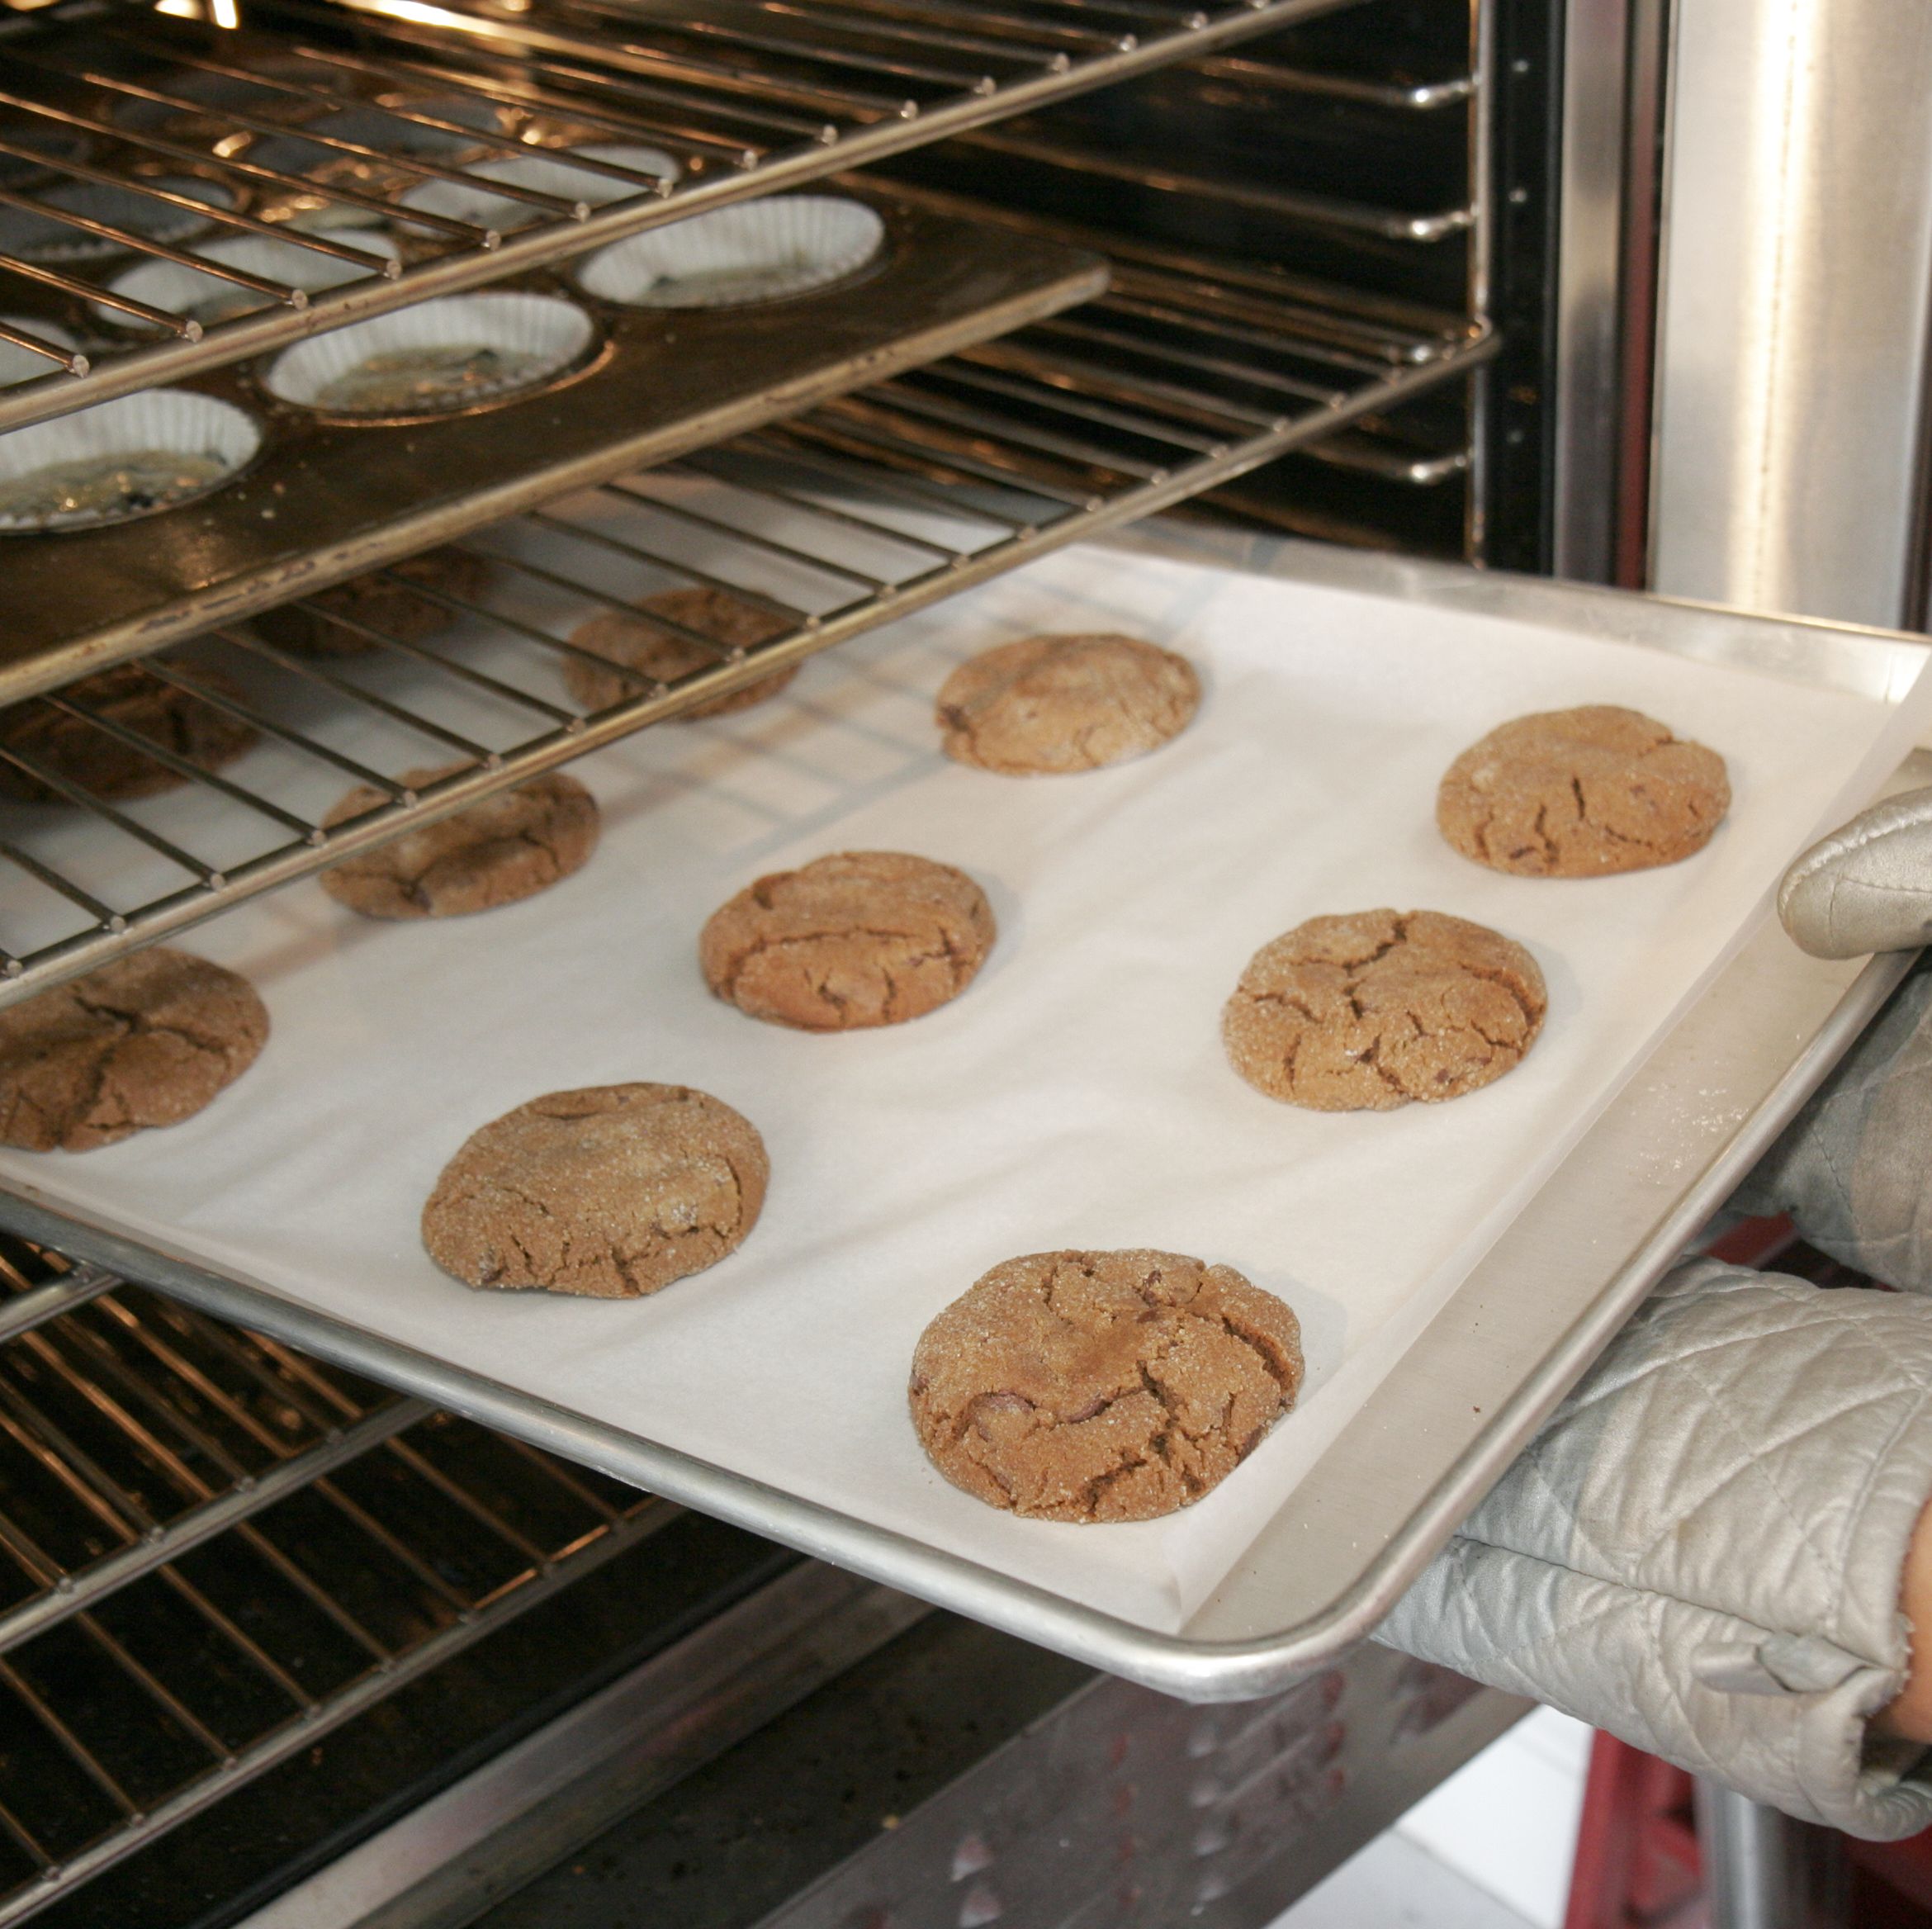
0,1235,671,1926
0,256,1493,1005
0,0,1382,432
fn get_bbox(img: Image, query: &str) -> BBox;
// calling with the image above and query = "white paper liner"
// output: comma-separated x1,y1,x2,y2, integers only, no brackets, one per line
0,388,259,532
97,231,400,333
576,195,886,308
7,541,1929,1635
260,292,597,417
0,176,234,263
0,318,78,390
398,144,680,235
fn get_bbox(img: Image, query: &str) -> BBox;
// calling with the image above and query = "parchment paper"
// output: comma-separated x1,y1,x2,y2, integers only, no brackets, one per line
5,542,1928,1633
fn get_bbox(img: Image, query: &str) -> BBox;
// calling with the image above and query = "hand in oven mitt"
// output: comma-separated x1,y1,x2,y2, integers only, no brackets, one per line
1377,815,1932,1837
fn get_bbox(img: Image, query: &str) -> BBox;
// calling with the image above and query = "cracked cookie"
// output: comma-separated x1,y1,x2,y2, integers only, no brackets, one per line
421,1083,768,1298
935,633,1200,775
909,1249,1303,1523
1437,705,1730,877
1223,908,1546,1111
0,948,268,1152
700,851,995,1031
563,585,797,717
319,764,599,919
253,547,493,657
0,661,257,803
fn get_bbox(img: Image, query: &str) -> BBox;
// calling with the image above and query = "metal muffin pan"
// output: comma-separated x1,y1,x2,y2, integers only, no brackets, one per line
0,188,1108,703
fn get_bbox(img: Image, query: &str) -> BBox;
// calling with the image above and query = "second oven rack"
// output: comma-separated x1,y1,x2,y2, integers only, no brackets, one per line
0,1239,675,1927
0,267,1494,1006
0,0,1381,433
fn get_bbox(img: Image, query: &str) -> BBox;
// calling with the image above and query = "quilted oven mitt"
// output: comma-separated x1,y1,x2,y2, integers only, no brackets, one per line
1378,803,1932,1837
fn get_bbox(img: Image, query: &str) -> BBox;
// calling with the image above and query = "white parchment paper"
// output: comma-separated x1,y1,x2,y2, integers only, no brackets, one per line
6,543,1929,1634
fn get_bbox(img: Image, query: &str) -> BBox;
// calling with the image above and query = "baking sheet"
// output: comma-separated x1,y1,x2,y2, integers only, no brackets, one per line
2,542,1928,1634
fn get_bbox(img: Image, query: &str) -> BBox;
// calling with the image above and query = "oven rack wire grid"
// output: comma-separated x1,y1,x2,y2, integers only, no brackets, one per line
0,0,1409,431
0,254,1496,1007
0,1237,677,1927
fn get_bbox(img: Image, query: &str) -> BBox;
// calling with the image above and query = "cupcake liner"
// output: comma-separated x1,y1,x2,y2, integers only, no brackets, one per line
0,390,260,533
575,194,885,309
261,291,597,419
97,231,400,333
0,319,79,390
0,175,235,264
399,143,679,235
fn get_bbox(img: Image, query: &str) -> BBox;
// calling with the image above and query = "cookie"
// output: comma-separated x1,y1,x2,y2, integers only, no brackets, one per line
421,1083,768,1298
0,949,268,1152
1223,908,1546,1111
1437,705,1730,877
935,633,1200,775
0,661,256,803
909,1249,1303,1524
699,851,995,1031
563,585,797,717
253,547,492,656
319,764,599,919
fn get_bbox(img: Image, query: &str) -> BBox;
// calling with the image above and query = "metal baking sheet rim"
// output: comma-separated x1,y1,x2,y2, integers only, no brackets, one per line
0,539,1922,1703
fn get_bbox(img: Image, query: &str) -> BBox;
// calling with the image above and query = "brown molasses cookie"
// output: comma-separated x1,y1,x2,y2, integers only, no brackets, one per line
909,1249,1303,1523
253,547,492,657
0,661,256,803
935,633,1200,775
699,851,995,1031
421,1083,768,1298
1223,908,1546,1112
1437,705,1730,877
319,764,599,919
563,586,796,717
0,948,268,1152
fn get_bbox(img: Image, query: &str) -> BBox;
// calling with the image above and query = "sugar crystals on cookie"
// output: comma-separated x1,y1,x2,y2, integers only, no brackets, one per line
1223,908,1546,1111
936,633,1199,775
1437,704,1729,877
909,1249,1303,1523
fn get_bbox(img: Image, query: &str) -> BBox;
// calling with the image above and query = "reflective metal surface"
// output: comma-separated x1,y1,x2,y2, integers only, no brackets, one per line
1650,0,1932,627
0,535,1918,1704
1696,1781,1849,1929
239,1564,926,1929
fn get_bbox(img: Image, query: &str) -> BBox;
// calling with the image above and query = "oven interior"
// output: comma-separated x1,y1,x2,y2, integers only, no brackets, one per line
0,0,1560,1918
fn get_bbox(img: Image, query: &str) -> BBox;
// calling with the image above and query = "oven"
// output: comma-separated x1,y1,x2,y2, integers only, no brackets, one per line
0,0,1912,1920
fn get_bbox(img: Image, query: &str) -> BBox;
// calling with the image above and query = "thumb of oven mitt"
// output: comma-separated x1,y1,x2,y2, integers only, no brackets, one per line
1376,1258,1932,1835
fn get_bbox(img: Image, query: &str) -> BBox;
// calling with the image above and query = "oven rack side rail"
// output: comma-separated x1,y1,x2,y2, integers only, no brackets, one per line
0,0,1399,434
0,1236,687,1926
0,295,1498,1009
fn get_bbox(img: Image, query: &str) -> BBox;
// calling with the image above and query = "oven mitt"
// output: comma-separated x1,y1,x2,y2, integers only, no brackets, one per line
1377,1257,1932,1837
1730,958,1932,1292
1779,785,1932,960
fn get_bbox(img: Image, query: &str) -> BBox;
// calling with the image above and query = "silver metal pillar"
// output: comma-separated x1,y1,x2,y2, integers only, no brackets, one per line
1695,1780,1849,1929
1649,0,1932,628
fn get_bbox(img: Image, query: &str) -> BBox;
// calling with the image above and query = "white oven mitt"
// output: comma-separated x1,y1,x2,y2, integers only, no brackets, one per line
1731,962,1932,1290
1376,1258,1932,1836
1376,818,1932,1836
1779,786,1932,960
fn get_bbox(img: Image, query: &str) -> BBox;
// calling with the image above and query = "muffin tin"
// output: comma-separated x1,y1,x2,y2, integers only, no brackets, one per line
0,188,1108,700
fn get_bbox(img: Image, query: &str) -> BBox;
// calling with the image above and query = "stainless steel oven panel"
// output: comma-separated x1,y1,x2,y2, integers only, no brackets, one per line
1649,0,1932,629
2,531,1919,1706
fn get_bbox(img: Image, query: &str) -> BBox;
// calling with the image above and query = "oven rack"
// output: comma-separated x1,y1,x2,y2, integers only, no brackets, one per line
0,1236,674,1925
0,0,1381,434
0,268,1495,1007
